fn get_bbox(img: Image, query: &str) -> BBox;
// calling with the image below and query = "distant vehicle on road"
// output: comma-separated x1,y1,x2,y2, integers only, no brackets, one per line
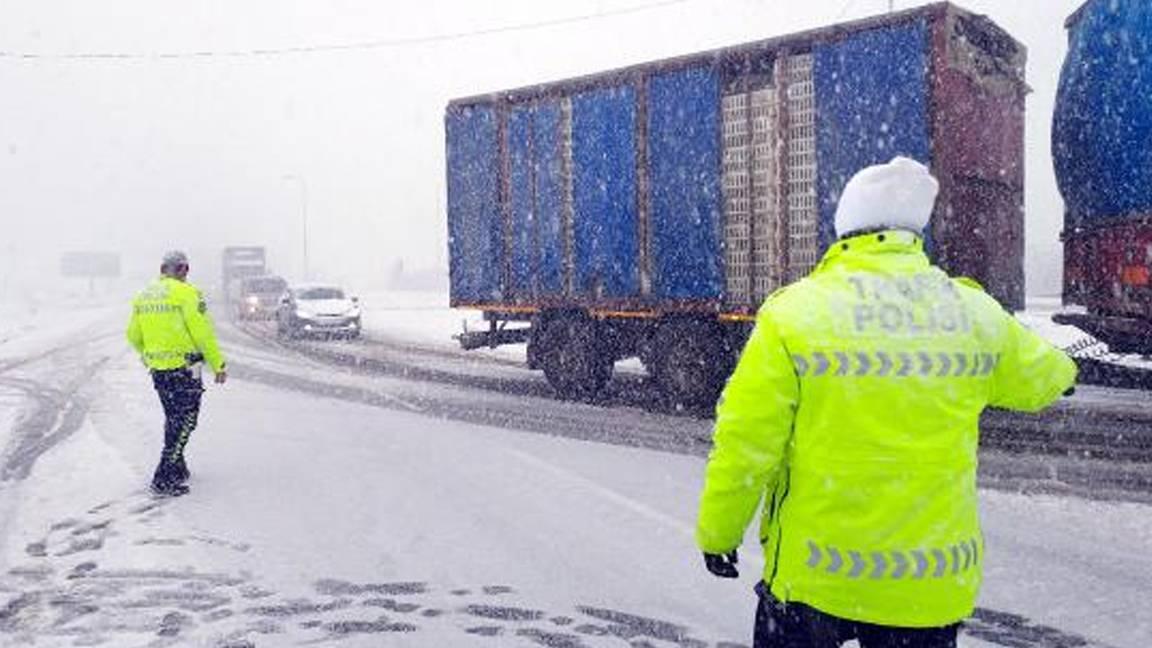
1052,0,1152,354
276,284,361,339
445,4,1026,406
221,246,267,302
231,274,287,321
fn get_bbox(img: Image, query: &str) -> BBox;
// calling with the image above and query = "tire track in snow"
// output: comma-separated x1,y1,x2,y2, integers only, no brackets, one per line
225,320,706,418
0,332,1124,647
228,362,712,458
0,355,114,483
216,334,1130,648
0,331,121,376
225,320,1152,504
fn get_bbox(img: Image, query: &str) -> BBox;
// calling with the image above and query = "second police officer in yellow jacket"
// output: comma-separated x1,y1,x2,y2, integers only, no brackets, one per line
696,158,1077,647
127,250,227,497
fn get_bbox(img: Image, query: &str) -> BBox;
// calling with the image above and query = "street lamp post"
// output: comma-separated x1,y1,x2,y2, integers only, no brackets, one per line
281,174,309,279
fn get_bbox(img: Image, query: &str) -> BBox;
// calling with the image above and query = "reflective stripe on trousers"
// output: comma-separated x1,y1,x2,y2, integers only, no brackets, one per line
151,368,203,486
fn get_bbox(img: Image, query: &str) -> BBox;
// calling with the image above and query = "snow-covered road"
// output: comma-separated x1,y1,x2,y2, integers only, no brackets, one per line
0,308,1149,647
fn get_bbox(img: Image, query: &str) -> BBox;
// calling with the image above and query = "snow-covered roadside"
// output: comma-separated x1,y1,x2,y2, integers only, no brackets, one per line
356,290,662,374
0,300,123,361
355,290,463,345
1014,297,1087,349
0,300,125,525
357,290,1151,371
0,301,137,571
0,307,1147,645
357,289,522,359
0,295,69,343
979,490,1152,646
0,415,224,572
1017,297,1152,370
2,328,760,647
2,340,1148,646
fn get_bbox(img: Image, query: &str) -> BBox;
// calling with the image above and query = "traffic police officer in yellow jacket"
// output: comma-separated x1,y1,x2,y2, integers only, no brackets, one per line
127,251,227,496
696,157,1077,647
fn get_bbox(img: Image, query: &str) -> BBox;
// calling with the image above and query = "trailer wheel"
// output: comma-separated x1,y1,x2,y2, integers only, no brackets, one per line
652,319,732,409
539,315,612,401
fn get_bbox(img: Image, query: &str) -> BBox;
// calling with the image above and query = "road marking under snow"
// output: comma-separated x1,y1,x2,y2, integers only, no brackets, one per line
507,448,695,538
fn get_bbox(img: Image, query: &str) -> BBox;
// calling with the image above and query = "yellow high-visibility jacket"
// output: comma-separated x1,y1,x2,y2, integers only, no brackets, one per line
697,230,1076,627
126,276,226,373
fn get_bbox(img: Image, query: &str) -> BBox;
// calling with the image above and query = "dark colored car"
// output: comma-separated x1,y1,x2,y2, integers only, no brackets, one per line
232,275,288,321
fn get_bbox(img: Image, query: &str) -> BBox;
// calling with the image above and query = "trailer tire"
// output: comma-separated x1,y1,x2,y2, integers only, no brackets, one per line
539,315,612,401
652,319,731,409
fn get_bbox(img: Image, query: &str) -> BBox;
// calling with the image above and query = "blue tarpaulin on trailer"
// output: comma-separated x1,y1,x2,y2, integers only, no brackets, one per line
508,103,568,298
446,106,502,303
1054,0,1152,223
509,103,571,297
648,66,724,299
813,20,932,247
572,86,639,298
508,107,534,296
534,104,567,296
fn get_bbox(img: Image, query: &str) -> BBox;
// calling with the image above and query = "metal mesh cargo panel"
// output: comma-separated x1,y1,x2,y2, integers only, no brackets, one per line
784,54,817,282
722,56,810,306
750,87,781,301
722,92,753,303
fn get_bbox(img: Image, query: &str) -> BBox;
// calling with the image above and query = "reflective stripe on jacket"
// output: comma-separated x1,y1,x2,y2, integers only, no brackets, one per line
696,230,1077,627
126,277,226,373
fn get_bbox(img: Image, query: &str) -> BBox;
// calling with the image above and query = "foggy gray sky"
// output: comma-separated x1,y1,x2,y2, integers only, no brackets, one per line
0,0,1082,296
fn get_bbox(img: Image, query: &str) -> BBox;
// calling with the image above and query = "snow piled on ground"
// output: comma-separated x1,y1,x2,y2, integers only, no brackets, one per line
1,294,1149,647
358,290,1149,365
358,290,652,370
1018,297,1152,369
357,289,483,350
3,336,762,647
0,298,123,358
1014,297,1087,349
4,335,1150,646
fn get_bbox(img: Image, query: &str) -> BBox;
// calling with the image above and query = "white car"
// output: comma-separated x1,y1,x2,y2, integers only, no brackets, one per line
276,284,362,339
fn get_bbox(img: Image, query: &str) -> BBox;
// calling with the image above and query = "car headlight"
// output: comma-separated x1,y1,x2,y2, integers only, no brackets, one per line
345,306,361,317
246,296,259,305
295,309,313,319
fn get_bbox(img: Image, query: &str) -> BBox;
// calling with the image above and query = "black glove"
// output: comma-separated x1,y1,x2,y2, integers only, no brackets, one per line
1063,386,1076,397
703,551,739,578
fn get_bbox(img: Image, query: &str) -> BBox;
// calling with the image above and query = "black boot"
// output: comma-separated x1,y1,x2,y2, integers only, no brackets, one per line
151,481,190,497
175,459,191,483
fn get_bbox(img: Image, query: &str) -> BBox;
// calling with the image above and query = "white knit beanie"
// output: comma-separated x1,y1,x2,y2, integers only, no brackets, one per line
833,156,939,238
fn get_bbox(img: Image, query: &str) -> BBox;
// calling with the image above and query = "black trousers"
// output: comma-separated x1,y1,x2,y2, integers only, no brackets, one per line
150,368,203,488
754,583,959,648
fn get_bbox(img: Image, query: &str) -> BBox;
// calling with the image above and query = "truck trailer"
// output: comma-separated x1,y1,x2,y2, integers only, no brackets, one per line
220,246,267,303
1052,0,1152,354
445,3,1027,405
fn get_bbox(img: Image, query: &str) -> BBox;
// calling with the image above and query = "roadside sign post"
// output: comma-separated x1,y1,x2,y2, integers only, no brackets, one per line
60,252,121,296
